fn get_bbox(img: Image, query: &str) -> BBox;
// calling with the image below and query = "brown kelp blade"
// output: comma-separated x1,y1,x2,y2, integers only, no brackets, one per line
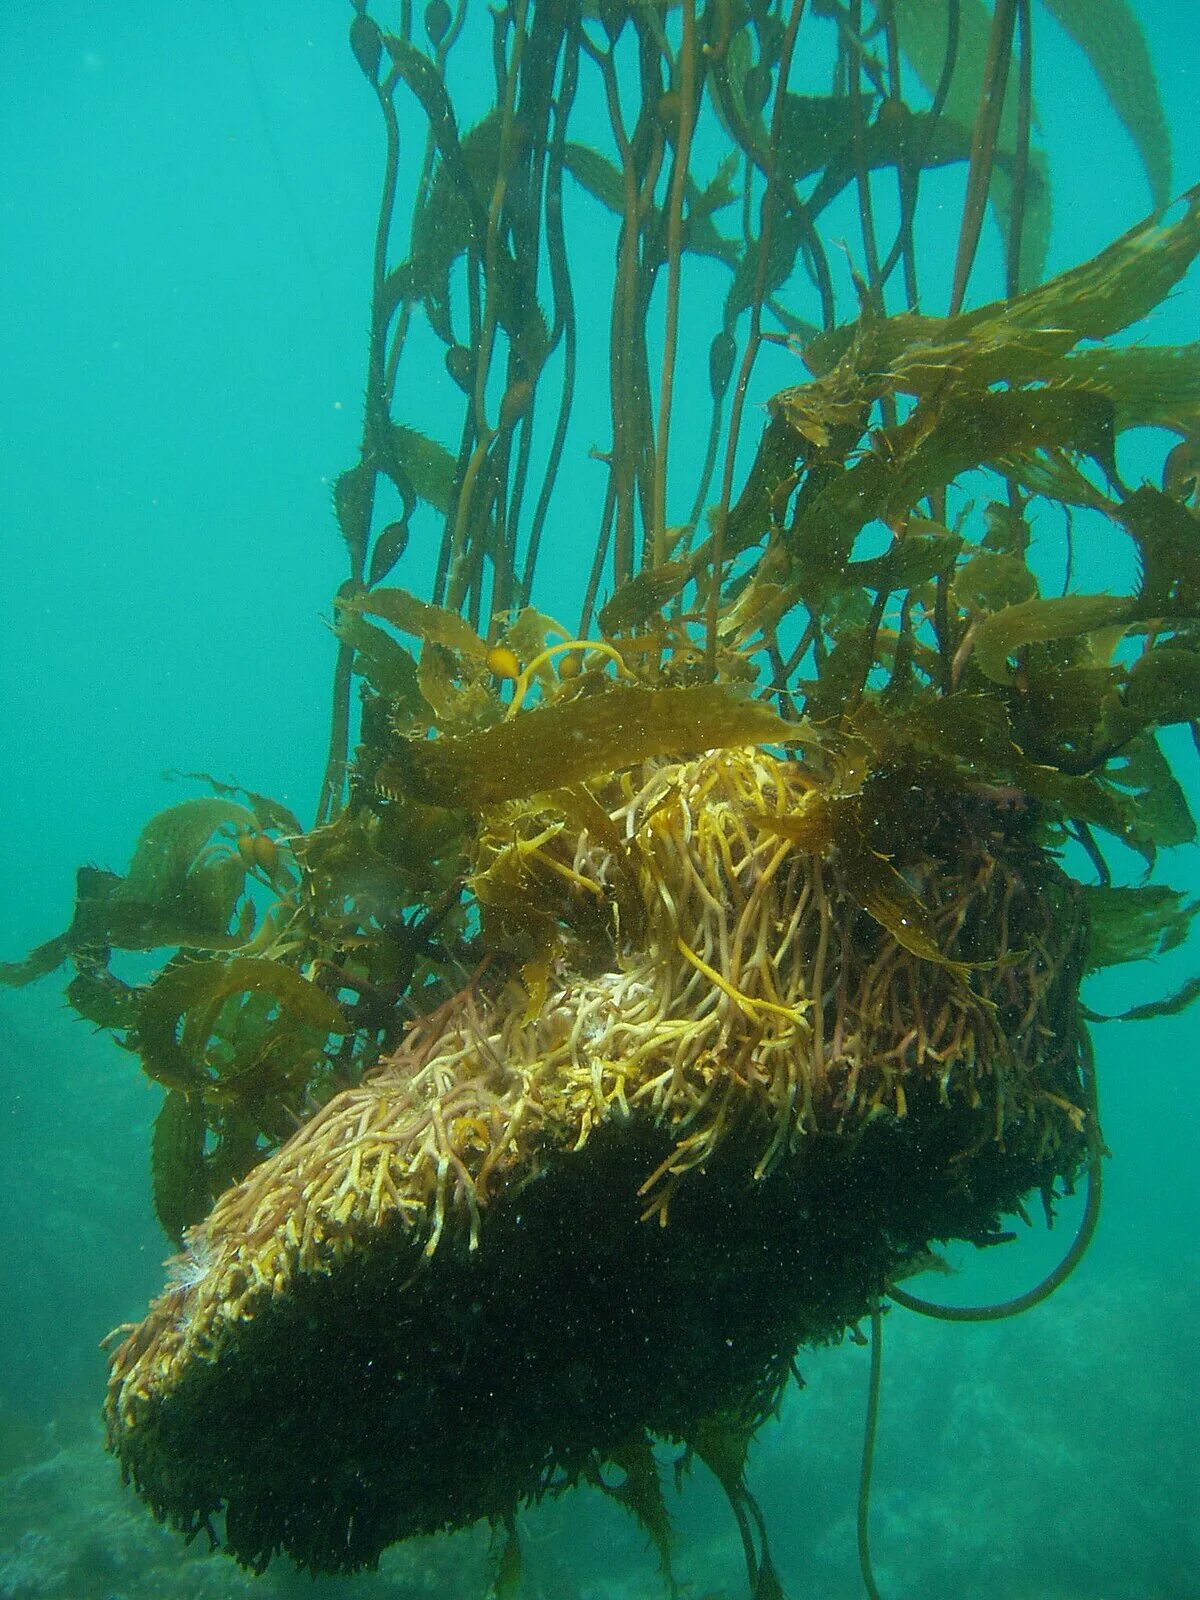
380,683,812,810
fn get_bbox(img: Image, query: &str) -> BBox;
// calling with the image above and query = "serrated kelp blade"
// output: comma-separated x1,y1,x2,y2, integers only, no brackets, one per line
416,644,499,732
341,587,488,657
1116,487,1200,616
1123,648,1200,731
1083,884,1199,969
0,850,251,991
139,957,348,1093
599,1434,675,1588
844,193,1200,403
151,1090,210,1245
122,799,257,901
95,800,260,953
1052,344,1200,436
383,425,457,514
786,388,1117,575
846,528,963,595
384,685,810,810
1102,729,1196,849
0,929,74,987
599,560,694,634
335,611,429,715
392,113,501,311
163,772,303,839
1089,974,1200,1023
973,594,1130,685
980,185,1200,347
65,964,141,1031
332,461,373,571
561,141,625,213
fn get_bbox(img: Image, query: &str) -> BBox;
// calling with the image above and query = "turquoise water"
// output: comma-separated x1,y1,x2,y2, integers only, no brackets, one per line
0,3,1197,1596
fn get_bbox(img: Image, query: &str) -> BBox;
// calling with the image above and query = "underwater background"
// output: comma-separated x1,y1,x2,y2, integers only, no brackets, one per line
0,2,1197,1596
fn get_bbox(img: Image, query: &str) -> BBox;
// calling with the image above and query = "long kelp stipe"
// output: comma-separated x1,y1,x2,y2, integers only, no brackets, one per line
6,3,1199,1595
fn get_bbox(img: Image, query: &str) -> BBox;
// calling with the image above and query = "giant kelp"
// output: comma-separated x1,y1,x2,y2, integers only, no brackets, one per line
7,3,1200,1597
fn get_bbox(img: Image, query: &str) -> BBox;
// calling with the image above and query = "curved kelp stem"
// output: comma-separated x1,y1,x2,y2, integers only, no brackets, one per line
888,1030,1103,1323
651,0,698,567
862,1032,1102,1599
729,1477,789,1600
948,0,1018,314
877,0,960,299
519,17,581,606
706,0,808,676
857,1307,883,1600
1006,0,1033,298
693,1419,790,1599
320,8,407,823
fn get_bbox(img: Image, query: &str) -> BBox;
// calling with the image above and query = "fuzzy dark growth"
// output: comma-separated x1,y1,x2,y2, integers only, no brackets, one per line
112,1092,1085,1576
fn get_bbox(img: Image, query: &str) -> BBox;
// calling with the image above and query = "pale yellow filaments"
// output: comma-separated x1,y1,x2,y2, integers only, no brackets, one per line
106,747,1080,1429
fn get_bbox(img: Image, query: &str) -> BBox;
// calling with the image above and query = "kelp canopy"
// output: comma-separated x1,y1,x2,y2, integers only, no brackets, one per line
6,1,1200,1595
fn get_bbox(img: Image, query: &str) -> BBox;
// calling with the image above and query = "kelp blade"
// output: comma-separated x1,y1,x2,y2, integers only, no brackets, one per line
139,957,349,1092
382,685,810,810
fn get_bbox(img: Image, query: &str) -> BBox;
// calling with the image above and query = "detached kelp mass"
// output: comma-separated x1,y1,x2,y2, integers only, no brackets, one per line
106,744,1091,1577
6,1,1200,1595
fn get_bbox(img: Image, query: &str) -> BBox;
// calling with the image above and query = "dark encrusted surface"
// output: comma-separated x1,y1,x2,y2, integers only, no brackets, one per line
113,1093,1085,1575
